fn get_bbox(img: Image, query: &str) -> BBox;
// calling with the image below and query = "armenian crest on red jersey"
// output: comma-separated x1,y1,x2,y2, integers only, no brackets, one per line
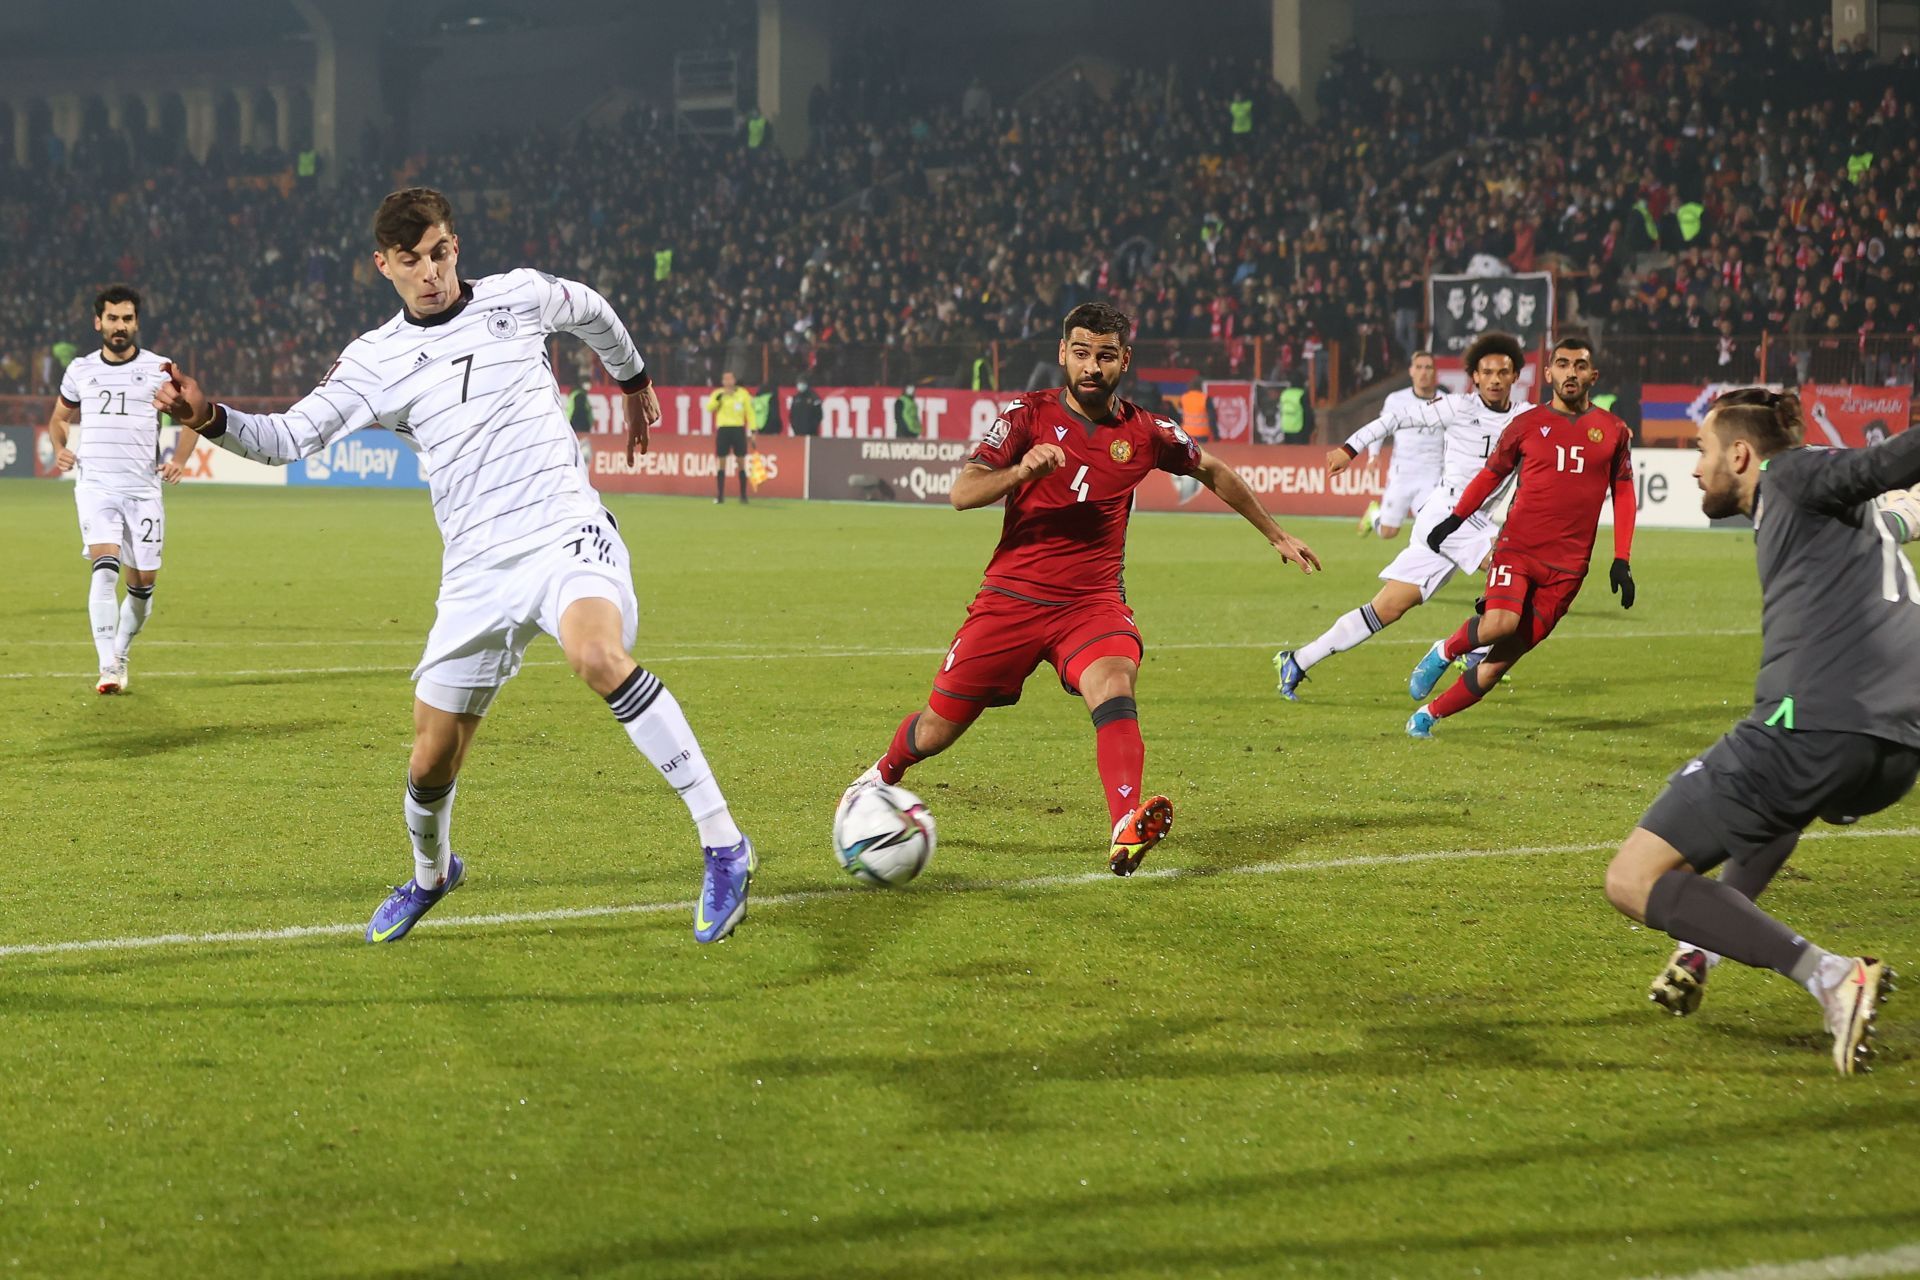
968,388,1201,599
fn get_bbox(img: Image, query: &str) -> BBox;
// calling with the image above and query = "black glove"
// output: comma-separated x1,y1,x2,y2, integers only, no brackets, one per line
1426,514,1465,554
1610,558,1635,609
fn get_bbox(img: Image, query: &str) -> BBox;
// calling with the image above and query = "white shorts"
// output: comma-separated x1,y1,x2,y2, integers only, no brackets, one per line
76,487,165,571
1377,471,1438,530
1378,489,1499,601
412,511,639,716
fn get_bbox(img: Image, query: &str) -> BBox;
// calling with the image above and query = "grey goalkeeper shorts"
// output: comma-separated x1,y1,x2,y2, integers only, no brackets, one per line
1639,720,1920,873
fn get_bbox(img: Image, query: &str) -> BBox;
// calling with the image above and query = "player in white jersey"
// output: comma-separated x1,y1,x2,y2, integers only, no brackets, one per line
45,286,203,694
1354,351,1445,539
153,188,756,945
1275,333,1530,701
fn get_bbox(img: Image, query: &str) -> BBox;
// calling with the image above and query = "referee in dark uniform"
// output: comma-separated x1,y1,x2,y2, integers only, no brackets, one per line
706,370,753,504
1606,388,1920,1075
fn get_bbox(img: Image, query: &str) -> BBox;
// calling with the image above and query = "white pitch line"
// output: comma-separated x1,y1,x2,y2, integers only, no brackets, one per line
0,630,1761,682
3,825,1914,962
1630,1242,1920,1280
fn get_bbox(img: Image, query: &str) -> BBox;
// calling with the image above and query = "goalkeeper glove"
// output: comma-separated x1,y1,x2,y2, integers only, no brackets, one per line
1426,513,1465,554
1610,558,1636,609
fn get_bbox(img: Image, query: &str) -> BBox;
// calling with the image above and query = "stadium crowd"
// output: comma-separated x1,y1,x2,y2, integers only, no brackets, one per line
0,10,1915,400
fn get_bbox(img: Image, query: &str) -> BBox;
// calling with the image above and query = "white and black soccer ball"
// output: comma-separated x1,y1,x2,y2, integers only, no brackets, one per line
832,783,936,887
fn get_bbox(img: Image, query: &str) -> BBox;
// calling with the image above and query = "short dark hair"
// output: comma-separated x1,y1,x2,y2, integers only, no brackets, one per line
373,187,456,252
1708,387,1802,455
1462,331,1525,376
1552,333,1595,359
94,285,140,318
1061,301,1132,347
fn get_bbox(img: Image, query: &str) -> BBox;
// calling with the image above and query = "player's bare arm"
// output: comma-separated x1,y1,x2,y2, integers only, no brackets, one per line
1194,450,1321,574
1325,447,1350,475
160,421,204,484
46,397,80,472
950,444,1066,510
625,382,660,462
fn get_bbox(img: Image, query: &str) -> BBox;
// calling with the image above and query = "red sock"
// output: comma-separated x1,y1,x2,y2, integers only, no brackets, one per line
1095,717,1145,825
878,713,922,784
1441,617,1479,661
1430,671,1488,719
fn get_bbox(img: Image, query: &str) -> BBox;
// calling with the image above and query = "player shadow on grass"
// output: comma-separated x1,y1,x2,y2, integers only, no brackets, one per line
0,983,701,1018
760,887,949,987
1542,707,1730,734
723,1005,1712,1145
342,1100,1920,1280
30,718,336,762
195,667,417,690
1675,1004,1889,1059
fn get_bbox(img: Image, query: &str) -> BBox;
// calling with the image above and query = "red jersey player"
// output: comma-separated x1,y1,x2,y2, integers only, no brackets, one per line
843,302,1322,874
1403,333,1638,737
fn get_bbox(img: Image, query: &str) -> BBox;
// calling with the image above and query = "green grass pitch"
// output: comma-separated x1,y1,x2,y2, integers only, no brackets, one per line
1,479,1916,1279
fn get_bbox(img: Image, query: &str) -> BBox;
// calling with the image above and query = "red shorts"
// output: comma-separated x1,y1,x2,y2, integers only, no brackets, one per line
1481,553,1585,648
928,587,1143,721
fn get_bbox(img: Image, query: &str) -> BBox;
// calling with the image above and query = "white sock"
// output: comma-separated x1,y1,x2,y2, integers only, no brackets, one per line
1801,949,1847,999
88,556,121,668
116,585,153,661
606,667,743,849
1297,604,1387,671
406,778,457,890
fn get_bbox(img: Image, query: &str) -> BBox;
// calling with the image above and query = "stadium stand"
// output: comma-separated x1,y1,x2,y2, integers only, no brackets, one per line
0,12,1913,405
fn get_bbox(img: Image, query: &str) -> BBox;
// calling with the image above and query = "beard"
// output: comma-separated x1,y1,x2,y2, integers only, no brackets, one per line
1700,483,1742,519
1071,374,1118,405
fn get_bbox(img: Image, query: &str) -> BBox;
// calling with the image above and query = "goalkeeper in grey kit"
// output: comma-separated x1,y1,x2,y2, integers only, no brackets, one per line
1605,389,1920,1075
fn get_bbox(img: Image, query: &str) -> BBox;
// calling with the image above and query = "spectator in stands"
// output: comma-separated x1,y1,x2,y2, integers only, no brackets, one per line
789,379,823,437
752,382,783,435
1178,379,1215,442
1,15,1915,410
893,385,921,438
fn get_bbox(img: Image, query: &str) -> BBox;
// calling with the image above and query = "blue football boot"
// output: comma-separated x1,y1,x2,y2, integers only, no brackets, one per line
695,837,756,943
1408,640,1451,701
366,855,465,943
1406,707,1437,739
1273,649,1309,702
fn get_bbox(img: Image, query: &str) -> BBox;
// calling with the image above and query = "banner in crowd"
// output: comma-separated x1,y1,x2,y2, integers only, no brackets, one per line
1426,272,1555,356
1597,449,1712,531
806,437,974,505
1200,380,1253,442
588,385,1012,441
587,435,808,499
0,425,33,477
1639,383,1911,448
288,428,428,488
166,427,289,485
1133,444,1390,516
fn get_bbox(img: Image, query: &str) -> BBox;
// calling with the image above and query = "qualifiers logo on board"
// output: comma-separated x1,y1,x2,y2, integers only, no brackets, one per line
488,310,520,339
1110,440,1133,463
1587,425,1604,442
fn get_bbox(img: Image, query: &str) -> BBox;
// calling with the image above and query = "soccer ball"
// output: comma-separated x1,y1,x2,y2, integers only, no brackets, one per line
832,783,936,887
